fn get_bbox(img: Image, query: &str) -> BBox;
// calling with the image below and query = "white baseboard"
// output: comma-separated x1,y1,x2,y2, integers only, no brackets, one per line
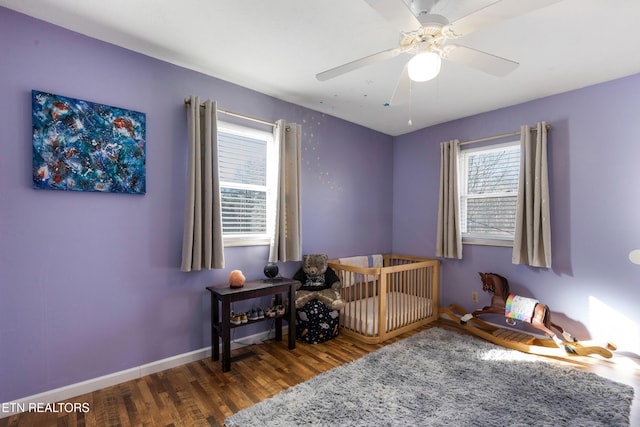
0,327,286,419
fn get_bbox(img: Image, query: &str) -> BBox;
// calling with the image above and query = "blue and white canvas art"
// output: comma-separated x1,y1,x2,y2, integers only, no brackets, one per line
32,90,146,194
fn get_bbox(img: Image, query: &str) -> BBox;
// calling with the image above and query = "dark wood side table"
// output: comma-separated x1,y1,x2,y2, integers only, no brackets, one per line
206,279,298,372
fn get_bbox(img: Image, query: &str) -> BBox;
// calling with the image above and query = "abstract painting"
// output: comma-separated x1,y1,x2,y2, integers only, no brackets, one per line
32,90,146,194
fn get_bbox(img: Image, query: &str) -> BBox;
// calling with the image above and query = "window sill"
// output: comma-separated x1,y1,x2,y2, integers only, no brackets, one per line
224,238,270,247
462,239,513,248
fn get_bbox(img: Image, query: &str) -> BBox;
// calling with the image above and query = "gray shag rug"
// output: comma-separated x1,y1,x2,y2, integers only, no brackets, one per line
225,328,634,427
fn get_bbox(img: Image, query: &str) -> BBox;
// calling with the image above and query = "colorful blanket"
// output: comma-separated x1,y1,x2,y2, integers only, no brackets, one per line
505,294,538,323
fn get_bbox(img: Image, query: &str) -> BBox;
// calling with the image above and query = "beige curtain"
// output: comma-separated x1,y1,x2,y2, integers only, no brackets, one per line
436,139,462,259
269,120,302,262
512,122,551,268
181,96,224,271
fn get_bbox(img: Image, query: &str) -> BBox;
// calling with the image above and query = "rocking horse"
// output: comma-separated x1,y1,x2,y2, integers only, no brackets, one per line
441,272,615,358
461,272,573,349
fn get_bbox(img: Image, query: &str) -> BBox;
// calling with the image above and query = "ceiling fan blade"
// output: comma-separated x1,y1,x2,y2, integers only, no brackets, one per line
443,44,518,77
448,0,562,36
364,0,421,31
389,63,410,106
316,47,403,81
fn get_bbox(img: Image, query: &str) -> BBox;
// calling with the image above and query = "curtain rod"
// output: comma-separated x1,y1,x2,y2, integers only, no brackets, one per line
183,98,276,128
459,124,551,146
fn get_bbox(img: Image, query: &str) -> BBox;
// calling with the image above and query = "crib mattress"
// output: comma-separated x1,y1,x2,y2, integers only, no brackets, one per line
342,292,432,336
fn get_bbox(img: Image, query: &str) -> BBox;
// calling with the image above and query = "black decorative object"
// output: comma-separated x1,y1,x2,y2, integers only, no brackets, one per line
264,263,281,282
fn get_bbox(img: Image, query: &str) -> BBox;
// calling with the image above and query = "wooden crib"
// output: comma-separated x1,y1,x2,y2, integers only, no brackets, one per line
328,254,440,344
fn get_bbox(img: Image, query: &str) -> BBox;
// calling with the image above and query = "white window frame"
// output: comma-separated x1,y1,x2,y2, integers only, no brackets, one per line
458,140,520,246
217,121,277,247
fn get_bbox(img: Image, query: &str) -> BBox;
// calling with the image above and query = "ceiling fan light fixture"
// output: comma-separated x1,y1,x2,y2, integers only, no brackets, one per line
407,51,441,82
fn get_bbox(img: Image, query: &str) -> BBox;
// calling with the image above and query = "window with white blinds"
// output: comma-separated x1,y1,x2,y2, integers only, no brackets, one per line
459,141,520,243
218,121,276,246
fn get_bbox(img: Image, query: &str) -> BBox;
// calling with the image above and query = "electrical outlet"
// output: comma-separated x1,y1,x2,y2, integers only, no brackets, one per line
471,291,479,303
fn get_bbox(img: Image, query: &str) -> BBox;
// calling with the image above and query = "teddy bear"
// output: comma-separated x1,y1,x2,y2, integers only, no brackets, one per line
292,254,345,311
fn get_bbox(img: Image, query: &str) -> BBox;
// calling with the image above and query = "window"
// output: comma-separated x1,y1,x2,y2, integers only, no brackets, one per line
217,121,277,246
458,141,520,244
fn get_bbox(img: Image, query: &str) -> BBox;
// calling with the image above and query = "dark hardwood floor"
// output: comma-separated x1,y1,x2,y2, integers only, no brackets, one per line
1,321,638,426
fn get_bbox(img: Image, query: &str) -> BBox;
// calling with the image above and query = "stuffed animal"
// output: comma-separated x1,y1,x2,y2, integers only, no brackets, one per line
292,254,345,310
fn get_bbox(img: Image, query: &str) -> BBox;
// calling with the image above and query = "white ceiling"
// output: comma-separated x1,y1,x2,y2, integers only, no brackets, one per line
3,0,640,136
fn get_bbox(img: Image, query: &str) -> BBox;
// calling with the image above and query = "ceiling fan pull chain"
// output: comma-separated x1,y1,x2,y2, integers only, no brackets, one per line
408,79,413,126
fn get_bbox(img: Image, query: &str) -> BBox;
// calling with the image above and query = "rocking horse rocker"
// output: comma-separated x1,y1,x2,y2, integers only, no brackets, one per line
440,272,615,359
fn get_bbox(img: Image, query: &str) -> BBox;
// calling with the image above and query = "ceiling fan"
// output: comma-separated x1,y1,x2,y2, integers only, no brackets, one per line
316,0,562,105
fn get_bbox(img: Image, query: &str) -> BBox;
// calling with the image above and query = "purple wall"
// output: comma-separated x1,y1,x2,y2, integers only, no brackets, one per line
0,7,393,402
393,74,640,353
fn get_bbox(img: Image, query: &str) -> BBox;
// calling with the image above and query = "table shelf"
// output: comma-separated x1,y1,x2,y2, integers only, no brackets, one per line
228,313,289,328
